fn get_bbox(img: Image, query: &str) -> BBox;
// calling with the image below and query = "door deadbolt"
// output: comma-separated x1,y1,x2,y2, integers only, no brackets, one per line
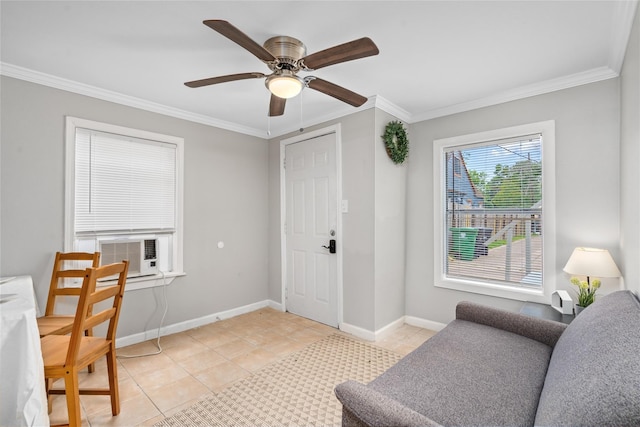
322,239,336,254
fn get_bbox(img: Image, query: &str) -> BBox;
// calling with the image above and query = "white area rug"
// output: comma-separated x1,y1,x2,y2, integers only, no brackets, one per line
155,333,401,426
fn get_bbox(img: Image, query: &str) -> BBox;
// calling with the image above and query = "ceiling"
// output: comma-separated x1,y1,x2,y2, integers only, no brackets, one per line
1,1,637,138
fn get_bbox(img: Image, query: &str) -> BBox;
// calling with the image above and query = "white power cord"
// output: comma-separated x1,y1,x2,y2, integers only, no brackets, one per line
117,271,169,358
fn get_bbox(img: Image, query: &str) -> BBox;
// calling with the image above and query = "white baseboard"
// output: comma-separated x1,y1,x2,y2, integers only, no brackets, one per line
340,315,444,342
115,299,278,348
266,300,284,312
404,315,447,332
339,322,376,341
374,316,406,341
115,301,447,348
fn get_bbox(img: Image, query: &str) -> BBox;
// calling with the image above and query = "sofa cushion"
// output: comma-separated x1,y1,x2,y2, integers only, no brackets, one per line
535,290,640,426
368,319,553,426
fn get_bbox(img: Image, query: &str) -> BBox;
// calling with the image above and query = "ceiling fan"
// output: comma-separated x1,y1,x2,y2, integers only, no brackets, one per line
185,20,379,117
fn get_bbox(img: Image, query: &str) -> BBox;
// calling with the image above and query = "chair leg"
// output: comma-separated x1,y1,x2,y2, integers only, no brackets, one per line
85,329,95,373
63,369,82,427
106,348,120,415
46,377,53,414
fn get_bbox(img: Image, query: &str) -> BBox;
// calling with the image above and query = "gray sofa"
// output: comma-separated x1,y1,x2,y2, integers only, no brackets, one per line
335,290,640,427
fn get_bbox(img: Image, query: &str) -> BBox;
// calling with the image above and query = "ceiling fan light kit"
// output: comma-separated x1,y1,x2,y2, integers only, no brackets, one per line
185,20,379,118
265,71,304,99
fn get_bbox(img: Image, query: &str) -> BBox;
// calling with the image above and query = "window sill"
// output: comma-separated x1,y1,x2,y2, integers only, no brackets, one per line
98,271,186,292
435,276,548,304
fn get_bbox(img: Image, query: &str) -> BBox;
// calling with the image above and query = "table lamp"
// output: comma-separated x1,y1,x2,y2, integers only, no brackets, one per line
563,247,621,284
563,247,621,312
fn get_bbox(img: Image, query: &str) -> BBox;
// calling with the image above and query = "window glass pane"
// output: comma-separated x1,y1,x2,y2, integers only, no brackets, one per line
444,134,543,288
75,128,176,234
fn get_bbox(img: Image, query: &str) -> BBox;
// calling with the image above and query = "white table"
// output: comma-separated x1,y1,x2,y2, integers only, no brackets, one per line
0,276,41,316
0,276,50,427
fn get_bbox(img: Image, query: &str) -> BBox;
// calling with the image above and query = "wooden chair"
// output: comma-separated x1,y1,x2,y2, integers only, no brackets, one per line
38,252,102,337
38,252,102,374
41,260,129,427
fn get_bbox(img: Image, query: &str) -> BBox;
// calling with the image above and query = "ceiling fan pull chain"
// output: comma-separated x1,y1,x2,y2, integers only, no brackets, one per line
267,112,271,136
299,91,304,133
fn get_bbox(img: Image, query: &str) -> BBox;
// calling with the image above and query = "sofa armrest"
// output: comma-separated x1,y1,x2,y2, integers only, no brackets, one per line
335,380,442,427
456,301,567,347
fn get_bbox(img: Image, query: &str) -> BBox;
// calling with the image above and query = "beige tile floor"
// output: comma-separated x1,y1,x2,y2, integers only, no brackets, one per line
47,307,436,426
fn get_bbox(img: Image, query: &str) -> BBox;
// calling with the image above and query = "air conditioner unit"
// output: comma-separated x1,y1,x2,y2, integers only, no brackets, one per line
99,237,159,279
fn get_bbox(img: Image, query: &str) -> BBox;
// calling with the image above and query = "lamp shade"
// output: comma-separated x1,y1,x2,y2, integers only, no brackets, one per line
563,247,621,278
265,72,303,99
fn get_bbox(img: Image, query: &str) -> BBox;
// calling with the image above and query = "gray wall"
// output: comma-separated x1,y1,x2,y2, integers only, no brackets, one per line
405,78,621,324
620,7,640,296
374,109,407,330
268,109,378,331
340,110,377,331
0,76,269,338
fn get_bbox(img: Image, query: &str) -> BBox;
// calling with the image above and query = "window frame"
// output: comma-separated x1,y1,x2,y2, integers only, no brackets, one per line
432,120,556,303
65,116,185,291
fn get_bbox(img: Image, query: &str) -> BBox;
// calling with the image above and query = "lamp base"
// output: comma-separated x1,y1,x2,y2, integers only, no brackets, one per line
574,304,586,315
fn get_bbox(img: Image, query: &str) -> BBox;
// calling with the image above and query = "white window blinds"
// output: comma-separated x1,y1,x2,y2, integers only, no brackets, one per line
74,128,177,234
444,134,543,288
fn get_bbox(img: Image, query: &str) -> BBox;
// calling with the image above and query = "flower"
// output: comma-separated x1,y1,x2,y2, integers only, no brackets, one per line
570,276,601,307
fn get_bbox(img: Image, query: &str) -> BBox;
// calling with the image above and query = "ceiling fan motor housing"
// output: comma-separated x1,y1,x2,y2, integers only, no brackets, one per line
263,36,306,70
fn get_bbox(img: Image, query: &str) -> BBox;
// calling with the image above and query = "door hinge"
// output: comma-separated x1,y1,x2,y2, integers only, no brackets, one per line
283,158,286,169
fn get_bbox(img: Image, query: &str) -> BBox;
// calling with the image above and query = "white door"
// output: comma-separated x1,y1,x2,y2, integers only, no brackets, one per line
285,133,338,327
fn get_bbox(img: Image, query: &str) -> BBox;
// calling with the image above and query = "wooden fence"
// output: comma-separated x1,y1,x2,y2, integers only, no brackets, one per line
447,208,542,238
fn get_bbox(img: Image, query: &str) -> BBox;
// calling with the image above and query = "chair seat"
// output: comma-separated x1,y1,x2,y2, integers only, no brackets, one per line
41,335,112,373
37,315,75,336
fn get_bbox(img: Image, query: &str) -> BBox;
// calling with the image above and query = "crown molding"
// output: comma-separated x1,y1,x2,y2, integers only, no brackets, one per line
609,0,639,73
0,62,267,139
267,96,378,138
373,95,412,123
0,62,389,140
1,61,622,138
268,95,411,138
411,66,619,123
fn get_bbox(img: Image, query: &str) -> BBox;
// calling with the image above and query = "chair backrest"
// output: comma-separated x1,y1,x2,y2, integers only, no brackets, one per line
44,252,101,316
65,261,129,367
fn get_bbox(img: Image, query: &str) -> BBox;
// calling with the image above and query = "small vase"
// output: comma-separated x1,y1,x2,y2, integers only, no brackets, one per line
574,304,586,315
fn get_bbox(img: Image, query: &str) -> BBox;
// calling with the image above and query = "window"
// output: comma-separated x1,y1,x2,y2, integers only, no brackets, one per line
433,121,556,302
65,117,184,290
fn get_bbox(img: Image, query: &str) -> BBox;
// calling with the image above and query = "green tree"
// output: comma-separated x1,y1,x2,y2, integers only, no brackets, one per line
483,164,508,207
487,160,541,208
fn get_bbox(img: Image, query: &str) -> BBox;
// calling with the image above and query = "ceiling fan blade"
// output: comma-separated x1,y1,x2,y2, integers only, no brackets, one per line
301,37,379,70
203,20,276,63
269,95,286,117
307,78,368,107
185,72,266,88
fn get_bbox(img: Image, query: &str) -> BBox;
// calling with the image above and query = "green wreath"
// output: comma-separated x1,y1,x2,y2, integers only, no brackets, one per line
383,121,409,164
